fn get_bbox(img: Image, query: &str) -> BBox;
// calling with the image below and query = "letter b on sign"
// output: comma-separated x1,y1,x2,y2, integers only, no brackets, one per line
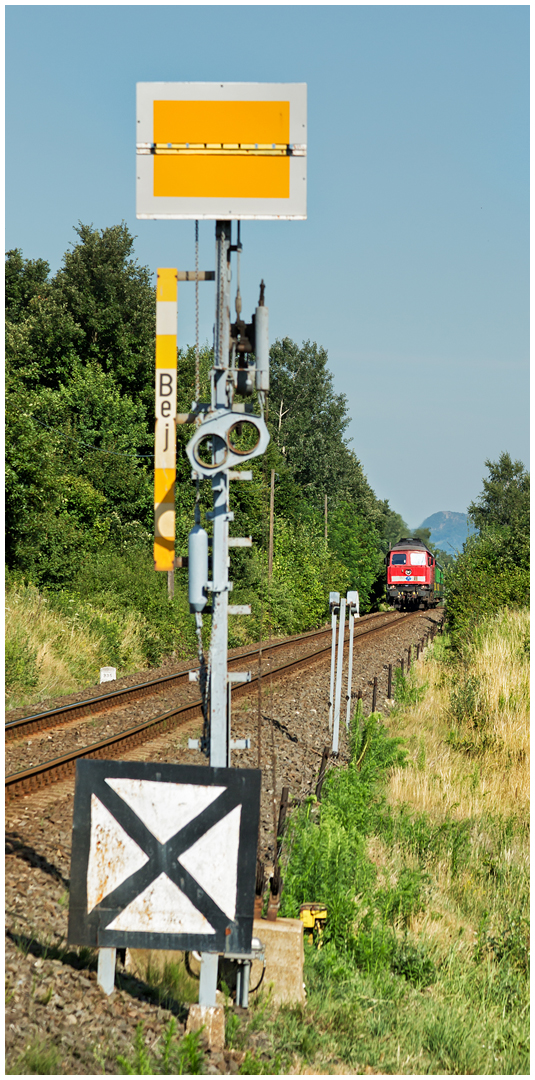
156,369,177,420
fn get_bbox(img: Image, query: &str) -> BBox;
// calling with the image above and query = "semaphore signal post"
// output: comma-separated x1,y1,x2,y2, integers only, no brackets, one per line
68,82,307,1011
144,83,307,1007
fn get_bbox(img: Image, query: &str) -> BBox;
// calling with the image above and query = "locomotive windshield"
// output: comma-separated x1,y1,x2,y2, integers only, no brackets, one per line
391,553,407,565
410,552,426,565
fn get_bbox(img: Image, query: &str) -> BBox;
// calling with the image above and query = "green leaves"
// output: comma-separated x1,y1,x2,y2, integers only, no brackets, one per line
5,248,51,322
53,222,156,401
467,452,529,534
328,503,381,610
269,338,377,515
446,453,529,647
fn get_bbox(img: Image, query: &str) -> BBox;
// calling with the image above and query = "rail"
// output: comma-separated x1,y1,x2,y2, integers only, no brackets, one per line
5,611,420,801
5,611,402,743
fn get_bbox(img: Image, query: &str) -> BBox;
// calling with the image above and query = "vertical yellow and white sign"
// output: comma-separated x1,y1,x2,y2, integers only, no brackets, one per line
154,268,178,571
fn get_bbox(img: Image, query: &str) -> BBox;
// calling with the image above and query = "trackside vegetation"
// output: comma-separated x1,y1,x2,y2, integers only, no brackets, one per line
107,610,528,1075
6,225,414,706
446,452,529,649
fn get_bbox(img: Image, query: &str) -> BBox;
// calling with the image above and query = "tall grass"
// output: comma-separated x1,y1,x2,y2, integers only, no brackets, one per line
264,608,530,1075
388,608,529,818
5,580,149,708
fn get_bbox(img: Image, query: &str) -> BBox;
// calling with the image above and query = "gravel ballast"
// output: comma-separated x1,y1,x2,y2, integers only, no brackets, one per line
5,609,442,1074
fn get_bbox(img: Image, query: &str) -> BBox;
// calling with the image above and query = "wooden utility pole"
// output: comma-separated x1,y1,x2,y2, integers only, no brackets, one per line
167,570,174,599
324,493,328,541
268,469,275,579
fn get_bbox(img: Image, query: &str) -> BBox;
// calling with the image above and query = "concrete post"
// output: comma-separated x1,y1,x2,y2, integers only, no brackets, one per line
97,948,116,995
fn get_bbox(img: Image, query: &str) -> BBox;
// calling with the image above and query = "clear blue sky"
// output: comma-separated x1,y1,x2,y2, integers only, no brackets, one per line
6,5,529,527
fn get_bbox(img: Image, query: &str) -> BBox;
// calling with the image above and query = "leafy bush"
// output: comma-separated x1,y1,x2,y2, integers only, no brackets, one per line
446,454,529,649
390,938,436,987
374,866,430,927
280,714,414,970
392,668,427,707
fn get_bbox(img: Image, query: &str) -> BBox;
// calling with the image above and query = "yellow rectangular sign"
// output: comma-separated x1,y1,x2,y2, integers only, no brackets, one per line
153,99,290,145
137,83,307,220
154,155,290,200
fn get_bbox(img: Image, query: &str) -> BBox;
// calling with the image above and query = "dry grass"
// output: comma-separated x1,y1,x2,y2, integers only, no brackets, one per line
364,834,479,962
5,583,148,708
386,609,529,822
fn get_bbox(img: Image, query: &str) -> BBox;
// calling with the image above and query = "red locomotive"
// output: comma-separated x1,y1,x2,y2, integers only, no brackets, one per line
386,537,444,611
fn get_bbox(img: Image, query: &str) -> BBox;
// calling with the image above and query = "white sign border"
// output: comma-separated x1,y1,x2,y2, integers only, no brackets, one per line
136,81,307,220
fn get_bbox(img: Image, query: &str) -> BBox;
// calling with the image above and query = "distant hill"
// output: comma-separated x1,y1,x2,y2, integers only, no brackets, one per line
415,511,475,555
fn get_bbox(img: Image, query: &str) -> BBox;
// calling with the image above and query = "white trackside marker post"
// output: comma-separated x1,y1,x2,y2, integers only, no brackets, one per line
328,592,340,734
332,597,346,754
345,591,359,730
97,948,116,996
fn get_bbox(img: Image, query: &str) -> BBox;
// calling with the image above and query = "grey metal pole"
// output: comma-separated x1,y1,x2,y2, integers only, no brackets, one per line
208,220,232,767
345,605,355,730
332,597,346,754
200,219,232,1008
328,610,337,734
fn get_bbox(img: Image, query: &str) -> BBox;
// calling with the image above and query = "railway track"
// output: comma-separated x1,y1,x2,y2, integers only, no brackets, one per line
5,609,422,802
5,609,401,743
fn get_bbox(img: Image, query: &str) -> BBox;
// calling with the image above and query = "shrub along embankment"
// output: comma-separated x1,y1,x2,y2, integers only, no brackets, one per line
215,607,529,1075
5,514,348,710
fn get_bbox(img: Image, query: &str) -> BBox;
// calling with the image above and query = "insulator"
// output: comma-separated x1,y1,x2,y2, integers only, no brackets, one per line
254,304,269,392
236,368,254,396
188,525,208,612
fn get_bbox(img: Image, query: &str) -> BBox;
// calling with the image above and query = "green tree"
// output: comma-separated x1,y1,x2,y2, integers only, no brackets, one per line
446,453,529,647
268,338,378,519
375,500,409,549
5,248,51,322
328,503,381,611
467,452,529,533
410,526,432,546
52,222,156,405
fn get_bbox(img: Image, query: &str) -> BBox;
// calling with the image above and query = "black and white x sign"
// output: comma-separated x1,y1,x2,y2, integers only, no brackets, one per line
68,761,261,954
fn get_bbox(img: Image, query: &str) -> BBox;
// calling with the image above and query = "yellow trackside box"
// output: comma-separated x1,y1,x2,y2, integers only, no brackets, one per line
299,903,328,932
